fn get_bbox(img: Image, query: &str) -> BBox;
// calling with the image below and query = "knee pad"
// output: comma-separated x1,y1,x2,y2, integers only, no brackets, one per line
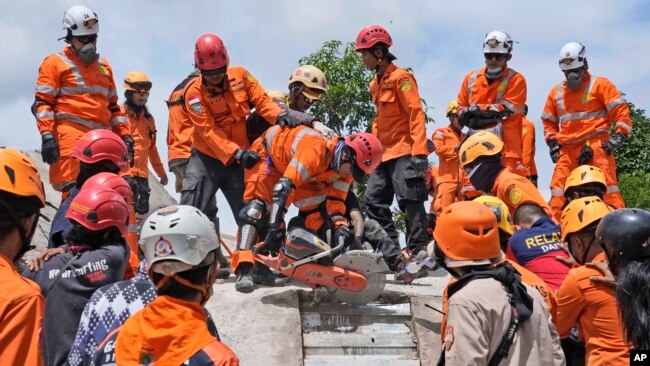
238,199,266,230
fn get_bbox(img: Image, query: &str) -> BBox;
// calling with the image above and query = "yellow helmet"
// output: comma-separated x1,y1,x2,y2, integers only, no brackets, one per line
474,195,514,235
561,196,611,242
458,131,504,167
288,65,327,101
446,99,459,116
124,71,152,92
564,165,607,193
266,90,288,103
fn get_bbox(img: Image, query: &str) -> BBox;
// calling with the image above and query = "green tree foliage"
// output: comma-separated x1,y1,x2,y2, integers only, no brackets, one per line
615,101,650,176
618,173,650,210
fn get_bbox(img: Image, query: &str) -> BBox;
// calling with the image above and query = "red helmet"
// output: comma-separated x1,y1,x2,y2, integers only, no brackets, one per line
72,130,129,169
355,25,393,52
345,132,383,174
66,185,129,235
194,34,229,71
81,172,133,206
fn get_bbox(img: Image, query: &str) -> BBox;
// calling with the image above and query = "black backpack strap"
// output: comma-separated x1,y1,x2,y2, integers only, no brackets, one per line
43,252,82,297
488,297,519,366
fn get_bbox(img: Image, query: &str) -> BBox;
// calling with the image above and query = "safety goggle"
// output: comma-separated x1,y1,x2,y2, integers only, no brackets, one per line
484,53,507,61
201,67,227,77
76,34,97,44
128,82,152,93
83,17,98,27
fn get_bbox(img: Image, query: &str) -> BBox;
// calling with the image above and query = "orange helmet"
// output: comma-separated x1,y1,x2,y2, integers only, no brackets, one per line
124,71,152,92
345,132,383,175
458,130,503,167
355,25,393,51
0,147,45,208
433,201,501,267
564,165,607,193
72,130,129,169
561,196,611,242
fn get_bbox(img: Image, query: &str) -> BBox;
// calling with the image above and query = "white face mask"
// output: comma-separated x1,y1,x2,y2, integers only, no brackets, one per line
78,43,99,65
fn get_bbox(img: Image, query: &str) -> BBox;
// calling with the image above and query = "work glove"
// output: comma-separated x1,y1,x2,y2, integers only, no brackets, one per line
235,149,260,169
351,236,364,251
602,133,627,155
526,175,538,187
334,225,353,250
276,112,301,128
41,132,60,165
457,106,478,128
411,155,429,178
122,136,135,168
547,139,560,164
577,144,594,165
261,227,284,254
312,121,335,139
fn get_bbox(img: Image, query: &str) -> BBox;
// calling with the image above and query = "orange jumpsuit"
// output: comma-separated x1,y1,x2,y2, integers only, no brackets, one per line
166,75,199,167
122,106,165,180
0,253,44,366
555,253,628,365
541,72,630,221
492,168,552,219
522,117,538,178
426,166,438,212
457,66,527,174
115,295,239,365
185,67,283,165
432,126,464,213
34,46,128,191
370,63,428,161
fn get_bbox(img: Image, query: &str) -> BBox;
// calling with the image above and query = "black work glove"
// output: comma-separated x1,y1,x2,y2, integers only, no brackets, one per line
261,227,285,254
547,139,560,163
602,133,627,155
427,212,437,231
276,112,300,128
235,149,260,169
411,155,429,178
526,175,538,187
334,225,353,249
122,136,135,168
577,144,594,165
457,106,475,128
41,132,60,164
350,236,364,251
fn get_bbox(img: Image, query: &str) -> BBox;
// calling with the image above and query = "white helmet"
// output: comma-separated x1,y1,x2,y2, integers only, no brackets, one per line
483,31,513,54
558,42,587,71
63,5,99,37
139,205,219,276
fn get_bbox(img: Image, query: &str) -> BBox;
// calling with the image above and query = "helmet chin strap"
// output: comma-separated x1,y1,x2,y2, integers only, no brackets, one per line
154,261,219,306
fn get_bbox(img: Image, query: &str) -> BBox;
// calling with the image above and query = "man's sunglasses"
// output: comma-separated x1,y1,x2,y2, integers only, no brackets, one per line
201,67,227,77
129,82,152,93
484,53,507,61
75,34,98,44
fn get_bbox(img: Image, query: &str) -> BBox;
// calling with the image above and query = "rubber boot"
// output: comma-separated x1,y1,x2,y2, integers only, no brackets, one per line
235,263,255,293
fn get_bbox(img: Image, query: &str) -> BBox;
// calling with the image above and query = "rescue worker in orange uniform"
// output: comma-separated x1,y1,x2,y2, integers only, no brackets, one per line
121,71,168,215
94,205,239,365
235,127,382,292
432,201,564,365
0,148,46,366
33,5,133,196
181,34,298,257
555,164,610,223
456,30,527,175
432,100,465,215
458,130,552,219
355,25,429,259
542,42,630,220
557,196,628,365
522,104,538,186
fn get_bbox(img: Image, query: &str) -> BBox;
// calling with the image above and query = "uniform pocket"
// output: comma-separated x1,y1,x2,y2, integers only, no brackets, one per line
378,89,400,116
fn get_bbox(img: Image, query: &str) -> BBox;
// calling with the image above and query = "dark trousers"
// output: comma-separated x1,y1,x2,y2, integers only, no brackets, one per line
363,219,402,271
364,155,429,252
180,148,245,225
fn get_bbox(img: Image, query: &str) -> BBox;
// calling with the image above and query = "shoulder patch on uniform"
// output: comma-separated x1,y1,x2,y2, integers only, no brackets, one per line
444,325,454,351
497,83,507,94
246,73,257,83
522,127,528,134
506,184,522,205
98,64,109,76
188,95,203,115
398,77,412,92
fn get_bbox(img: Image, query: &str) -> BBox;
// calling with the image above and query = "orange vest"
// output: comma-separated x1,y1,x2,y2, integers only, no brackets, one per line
432,126,463,183
370,63,428,161
122,105,165,179
492,169,552,217
166,74,199,164
185,67,283,165
34,46,128,137
541,72,632,145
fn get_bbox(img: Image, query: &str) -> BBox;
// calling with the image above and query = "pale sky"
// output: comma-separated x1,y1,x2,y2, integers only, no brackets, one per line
2,0,649,235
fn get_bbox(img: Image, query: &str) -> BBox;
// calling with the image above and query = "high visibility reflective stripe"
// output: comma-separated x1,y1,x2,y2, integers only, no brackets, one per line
606,97,625,112
559,111,609,125
293,194,326,208
110,116,127,127
562,129,609,145
54,112,109,130
495,69,516,103
551,188,564,197
332,180,350,193
264,125,280,151
466,71,477,102
36,84,59,96
291,128,320,155
37,111,55,119
555,84,566,116
60,85,110,96
107,88,117,99
607,185,619,193
289,159,309,180
128,224,138,232
541,113,559,123
614,122,632,133
582,76,597,104
56,52,84,86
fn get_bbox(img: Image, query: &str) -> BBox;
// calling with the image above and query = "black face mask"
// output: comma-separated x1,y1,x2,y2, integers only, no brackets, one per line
352,165,366,183
433,243,460,278
76,161,119,188
468,160,504,193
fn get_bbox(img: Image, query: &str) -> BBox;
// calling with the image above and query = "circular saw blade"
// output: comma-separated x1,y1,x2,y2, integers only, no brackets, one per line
330,250,387,305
